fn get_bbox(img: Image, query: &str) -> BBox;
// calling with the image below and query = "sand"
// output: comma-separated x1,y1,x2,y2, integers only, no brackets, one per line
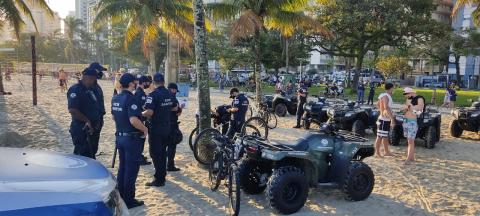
1,74,479,216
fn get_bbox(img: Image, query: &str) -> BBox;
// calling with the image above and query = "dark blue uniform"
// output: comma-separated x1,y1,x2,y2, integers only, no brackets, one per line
226,93,249,139
67,81,102,158
167,94,181,169
111,90,144,206
133,87,148,160
144,86,174,183
296,88,308,127
90,82,105,159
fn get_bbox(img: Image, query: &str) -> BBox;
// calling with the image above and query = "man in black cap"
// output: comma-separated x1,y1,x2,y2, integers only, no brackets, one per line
143,73,177,187
87,62,107,159
226,88,249,139
67,68,102,159
293,87,308,128
111,73,147,209
133,75,152,165
167,83,182,171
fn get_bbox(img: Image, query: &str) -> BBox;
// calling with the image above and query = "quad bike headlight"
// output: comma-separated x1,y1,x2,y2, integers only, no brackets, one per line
345,112,354,117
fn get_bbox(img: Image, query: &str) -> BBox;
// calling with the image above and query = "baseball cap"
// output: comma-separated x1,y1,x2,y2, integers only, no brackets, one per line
153,73,165,82
119,73,136,86
89,62,107,72
403,87,415,95
139,75,150,84
82,68,98,77
167,83,179,92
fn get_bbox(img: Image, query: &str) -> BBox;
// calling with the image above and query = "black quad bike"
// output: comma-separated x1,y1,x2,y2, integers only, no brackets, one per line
265,91,298,117
238,124,375,214
389,108,441,149
302,96,330,130
449,100,480,137
326,101,379,136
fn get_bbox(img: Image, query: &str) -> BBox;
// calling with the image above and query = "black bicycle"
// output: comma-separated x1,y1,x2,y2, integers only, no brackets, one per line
247,96,278,129
193,117,268,166
209,135,256,216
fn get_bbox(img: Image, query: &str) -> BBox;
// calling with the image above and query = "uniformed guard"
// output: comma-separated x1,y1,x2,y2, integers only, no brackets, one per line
143,73,177,187
87,62,107,159
226,88,249,139
111,73,147,209
293,87,308,128
133,75,152,165
67,68,102,159
167,83,182,172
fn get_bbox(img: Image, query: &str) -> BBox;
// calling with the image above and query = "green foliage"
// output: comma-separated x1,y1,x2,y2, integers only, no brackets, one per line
376,56,412,79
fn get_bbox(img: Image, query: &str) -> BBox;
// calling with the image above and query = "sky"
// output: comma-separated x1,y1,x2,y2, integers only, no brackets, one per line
46,0,75,18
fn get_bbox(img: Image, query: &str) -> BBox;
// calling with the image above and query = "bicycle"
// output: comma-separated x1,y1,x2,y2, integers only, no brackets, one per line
189,105,231,151
193,117,268,166
208,134,246,216
247,95,278,129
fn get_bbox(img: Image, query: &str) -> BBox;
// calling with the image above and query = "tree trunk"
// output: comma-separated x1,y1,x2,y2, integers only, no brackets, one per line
193,0,211,132
345,57,351,88
285,38,289,74
148,45,156,76
353,54,364,93
165,34,179,83
254,30,262,106
455,56,461,85
0,65,4,93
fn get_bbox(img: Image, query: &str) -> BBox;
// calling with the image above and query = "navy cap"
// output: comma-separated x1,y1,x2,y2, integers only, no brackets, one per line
153,73,165,82
167,83,179,92
139,75,150,84
82,68,98,77
119,73,136,86
89,62,107,72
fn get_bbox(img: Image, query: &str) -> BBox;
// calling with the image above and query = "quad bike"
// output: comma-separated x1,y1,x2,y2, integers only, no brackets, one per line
389,108,441,149
302,96,330,130
264,91,298,117
449,100,480,138
238,123,375,214
326,101,379,136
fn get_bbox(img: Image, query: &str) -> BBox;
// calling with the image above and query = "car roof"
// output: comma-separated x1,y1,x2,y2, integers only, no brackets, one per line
0,147,110,182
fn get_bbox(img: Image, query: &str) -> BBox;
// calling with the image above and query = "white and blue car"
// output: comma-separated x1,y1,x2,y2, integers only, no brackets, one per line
0,147,129,216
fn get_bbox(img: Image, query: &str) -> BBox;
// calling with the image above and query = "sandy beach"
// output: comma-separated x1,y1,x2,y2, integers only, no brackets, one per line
1,75,479,216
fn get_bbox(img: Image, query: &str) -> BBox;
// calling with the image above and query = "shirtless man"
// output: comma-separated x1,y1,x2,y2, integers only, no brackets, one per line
375,83,395,157
59,69,68,93
401,87,425,164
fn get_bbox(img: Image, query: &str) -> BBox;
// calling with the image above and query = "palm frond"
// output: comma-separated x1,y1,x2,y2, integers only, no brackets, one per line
472,6,480,26
14,0,38,32
24,0,54,17
230,10,263,43
205,2,240,21
3,0,26,39
452,0,477,17
94,1,138,27
124,18,141,50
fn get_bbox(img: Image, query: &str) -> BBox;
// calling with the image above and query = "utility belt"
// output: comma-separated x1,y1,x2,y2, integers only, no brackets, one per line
115,132,145,139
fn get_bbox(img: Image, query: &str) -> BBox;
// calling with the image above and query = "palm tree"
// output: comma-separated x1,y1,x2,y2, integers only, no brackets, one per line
206,0,328,103
193,0,212,132
63,17,83,63
95,0,194,76
452,1,480,26
0,0,53,93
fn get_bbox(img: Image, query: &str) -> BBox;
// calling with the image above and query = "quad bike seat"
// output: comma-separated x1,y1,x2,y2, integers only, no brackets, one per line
270,139,309,151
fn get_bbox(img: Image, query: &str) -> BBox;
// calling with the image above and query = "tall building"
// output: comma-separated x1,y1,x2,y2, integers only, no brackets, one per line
449,1,479,89
0,2,61,43
432,0,453,24
75,0,100,33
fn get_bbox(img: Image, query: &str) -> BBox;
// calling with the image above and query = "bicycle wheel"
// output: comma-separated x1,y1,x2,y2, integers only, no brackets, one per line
193,128,221,166
209,150,224,191
188,127,199,151
265,112,278,129
228,166,241,216
241,117,269,139
248,106,254,119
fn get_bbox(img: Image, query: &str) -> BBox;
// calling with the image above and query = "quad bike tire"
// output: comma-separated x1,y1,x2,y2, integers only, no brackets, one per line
449,119,463,138
425,126,436,149
287,106,297,116
239,159,270,194
343,161,375,201
266,166,309,215
389,125,403,146
352,120,366,137
275,103,288,117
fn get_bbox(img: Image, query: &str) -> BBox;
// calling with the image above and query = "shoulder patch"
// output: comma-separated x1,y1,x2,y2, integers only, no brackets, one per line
69,93,76,98
146,97,153,104
131,104,138,110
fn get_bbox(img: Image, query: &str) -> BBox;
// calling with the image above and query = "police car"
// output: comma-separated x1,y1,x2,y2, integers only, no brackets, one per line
0,147,128,216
